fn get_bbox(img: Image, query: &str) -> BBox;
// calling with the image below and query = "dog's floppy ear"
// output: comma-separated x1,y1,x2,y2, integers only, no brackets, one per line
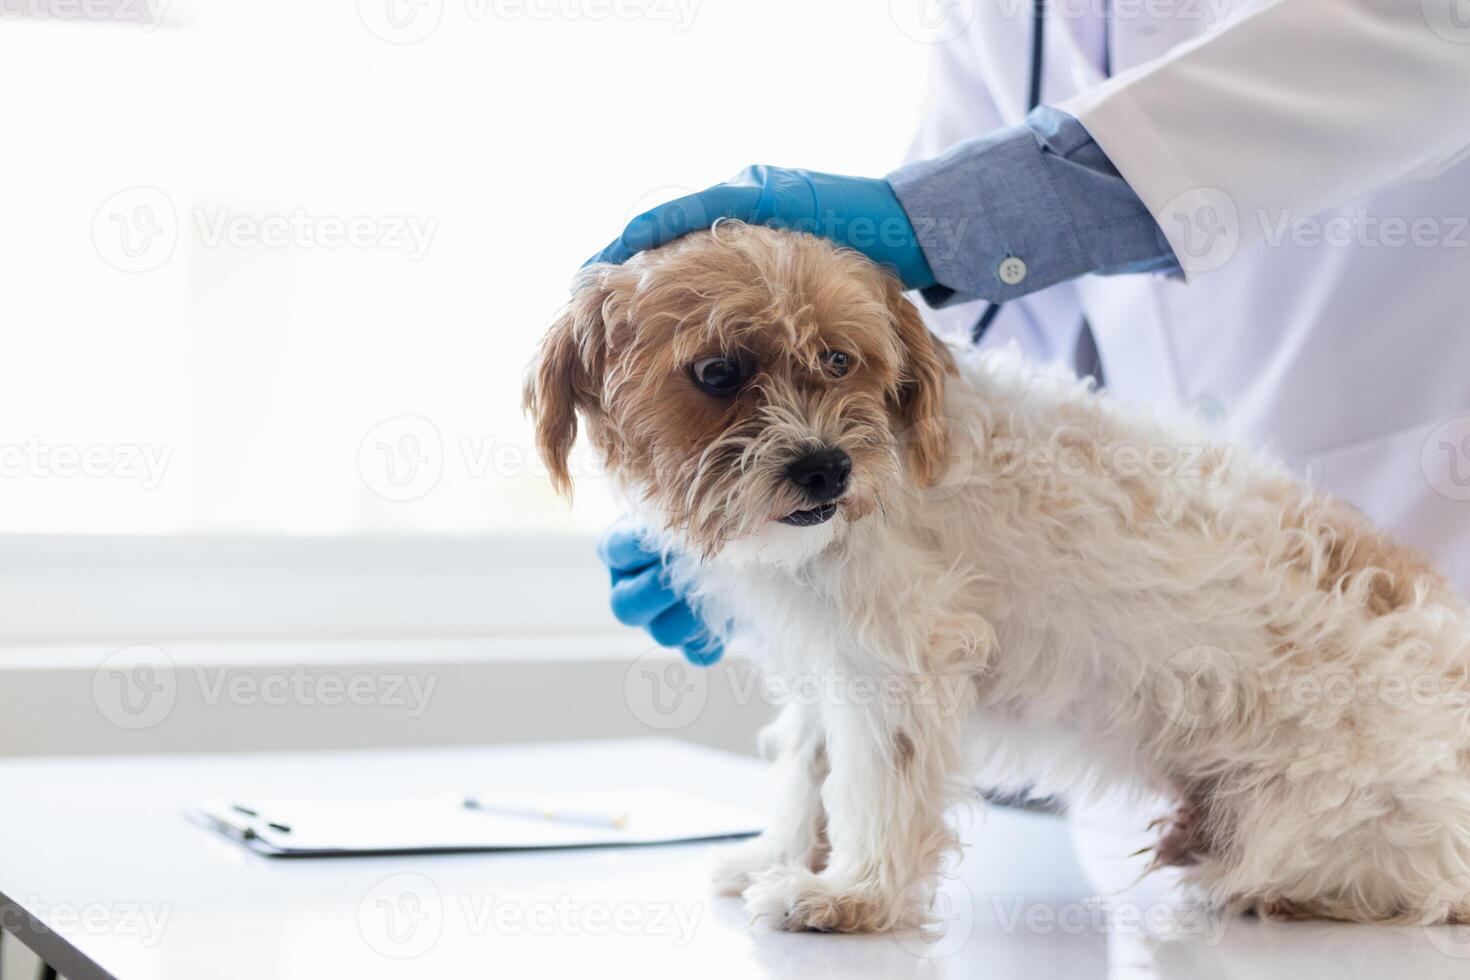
523,269,612,497
887,281,956,487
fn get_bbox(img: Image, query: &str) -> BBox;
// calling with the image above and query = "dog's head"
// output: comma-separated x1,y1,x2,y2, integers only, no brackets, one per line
524,223,954,565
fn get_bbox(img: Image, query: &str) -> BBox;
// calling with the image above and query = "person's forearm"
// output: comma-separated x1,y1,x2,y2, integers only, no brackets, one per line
889,107,1178,306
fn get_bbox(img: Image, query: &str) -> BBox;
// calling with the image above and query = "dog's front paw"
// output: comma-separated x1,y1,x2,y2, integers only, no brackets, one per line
711,839,783,896
710,834,829,897
742,867,920,933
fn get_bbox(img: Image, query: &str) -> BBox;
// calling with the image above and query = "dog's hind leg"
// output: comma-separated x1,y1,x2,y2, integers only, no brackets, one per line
1196,767,1470,923
711,700,829,896
1145,780,1222,870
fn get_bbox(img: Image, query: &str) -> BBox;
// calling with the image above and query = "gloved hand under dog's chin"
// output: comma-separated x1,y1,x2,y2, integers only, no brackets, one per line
599,523,724,666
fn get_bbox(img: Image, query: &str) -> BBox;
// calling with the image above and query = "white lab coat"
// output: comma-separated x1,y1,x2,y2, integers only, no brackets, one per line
910,0,1470,589
905,0,1470,900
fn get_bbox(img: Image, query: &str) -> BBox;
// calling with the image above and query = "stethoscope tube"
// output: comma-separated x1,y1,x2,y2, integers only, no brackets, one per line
971,0,1047,345
1027,0,1046,113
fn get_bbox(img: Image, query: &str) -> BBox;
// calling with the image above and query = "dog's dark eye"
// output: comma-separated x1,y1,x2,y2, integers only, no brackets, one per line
822,350,853,378
691,356,746,396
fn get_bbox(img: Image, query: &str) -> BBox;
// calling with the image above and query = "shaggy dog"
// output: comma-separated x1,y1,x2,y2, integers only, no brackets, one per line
525,222,1470,931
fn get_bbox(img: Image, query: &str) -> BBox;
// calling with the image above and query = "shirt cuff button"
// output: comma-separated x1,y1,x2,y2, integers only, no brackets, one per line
998,256,1028,286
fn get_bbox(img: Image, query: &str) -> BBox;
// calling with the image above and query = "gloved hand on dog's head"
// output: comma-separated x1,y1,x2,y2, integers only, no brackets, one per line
586,166,935,292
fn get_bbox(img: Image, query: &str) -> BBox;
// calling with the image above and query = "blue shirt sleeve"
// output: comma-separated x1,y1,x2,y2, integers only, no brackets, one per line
888,106,1180,307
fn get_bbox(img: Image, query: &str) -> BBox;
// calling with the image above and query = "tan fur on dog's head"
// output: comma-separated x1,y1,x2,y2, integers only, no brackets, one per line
524,223,955,557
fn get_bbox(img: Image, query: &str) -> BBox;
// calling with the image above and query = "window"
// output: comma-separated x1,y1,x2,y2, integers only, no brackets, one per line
1,2,930,640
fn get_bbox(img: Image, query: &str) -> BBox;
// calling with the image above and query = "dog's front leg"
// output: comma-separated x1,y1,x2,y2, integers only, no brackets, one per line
743,671,964,932
712,700,829,895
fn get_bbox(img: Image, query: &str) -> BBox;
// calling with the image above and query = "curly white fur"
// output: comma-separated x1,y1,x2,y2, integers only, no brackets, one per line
662,344,1470,929
528,226,1470,931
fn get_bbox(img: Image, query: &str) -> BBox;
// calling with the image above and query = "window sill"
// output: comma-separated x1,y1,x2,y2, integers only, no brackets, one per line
0,634,769,759
0,533,618,645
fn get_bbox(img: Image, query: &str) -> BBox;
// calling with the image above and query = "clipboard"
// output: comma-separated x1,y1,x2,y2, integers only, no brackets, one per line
191,786,762,857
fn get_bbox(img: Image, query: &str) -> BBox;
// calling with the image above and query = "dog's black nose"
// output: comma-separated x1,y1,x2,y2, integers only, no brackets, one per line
786,448,852,502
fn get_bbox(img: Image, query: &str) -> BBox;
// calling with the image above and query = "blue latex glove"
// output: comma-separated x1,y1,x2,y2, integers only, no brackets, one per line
598,524,724,666
587,166,936,291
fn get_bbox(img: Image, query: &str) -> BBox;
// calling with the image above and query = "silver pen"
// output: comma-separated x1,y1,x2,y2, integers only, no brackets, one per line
462,795,629,829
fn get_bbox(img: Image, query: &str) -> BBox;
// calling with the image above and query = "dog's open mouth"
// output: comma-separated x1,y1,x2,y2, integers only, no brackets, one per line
778,503,838,527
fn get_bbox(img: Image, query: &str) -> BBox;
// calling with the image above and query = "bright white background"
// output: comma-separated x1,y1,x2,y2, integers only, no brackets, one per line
0,0,933,537
0,29,932,980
